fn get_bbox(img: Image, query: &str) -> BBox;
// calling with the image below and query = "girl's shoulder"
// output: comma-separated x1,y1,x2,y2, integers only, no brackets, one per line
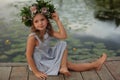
27,33,36,41
27,33,36,42
28,32,36,37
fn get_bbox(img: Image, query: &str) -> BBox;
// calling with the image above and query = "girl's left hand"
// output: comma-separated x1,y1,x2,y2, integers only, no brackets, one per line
52,12,60,21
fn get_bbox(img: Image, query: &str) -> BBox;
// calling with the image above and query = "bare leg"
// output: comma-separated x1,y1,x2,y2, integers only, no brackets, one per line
59,48,71,76
67,53,107,71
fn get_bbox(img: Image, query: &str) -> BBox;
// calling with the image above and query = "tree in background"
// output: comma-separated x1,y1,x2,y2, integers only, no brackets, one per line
94,0,120,26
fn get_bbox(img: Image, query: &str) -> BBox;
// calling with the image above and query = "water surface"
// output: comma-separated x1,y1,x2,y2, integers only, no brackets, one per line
0,0,120,62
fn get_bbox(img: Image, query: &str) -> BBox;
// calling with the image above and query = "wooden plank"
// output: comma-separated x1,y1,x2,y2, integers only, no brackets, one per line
28,71,39,80
47,74,64,80
0,67,11,80
0,63,27,67
0,56,120,67
64,71,83,80
105,61,120,80
96,64,115,80
29,71,64,80
10,67,28,80
107,57,120,61
0,56,120,80
81,70,100,80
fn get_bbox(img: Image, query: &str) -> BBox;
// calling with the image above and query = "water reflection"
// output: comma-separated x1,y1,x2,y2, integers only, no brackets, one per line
0,0,120,62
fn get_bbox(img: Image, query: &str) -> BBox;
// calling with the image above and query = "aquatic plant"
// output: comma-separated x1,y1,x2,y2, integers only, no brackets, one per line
93,0,120,26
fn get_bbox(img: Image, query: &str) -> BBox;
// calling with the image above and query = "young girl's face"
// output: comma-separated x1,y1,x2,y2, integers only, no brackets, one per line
33,13,48,31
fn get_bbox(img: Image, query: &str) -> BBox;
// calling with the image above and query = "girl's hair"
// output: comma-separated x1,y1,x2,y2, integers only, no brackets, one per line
31,13,53,42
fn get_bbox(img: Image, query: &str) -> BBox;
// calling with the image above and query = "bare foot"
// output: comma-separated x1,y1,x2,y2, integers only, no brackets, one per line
59,67,71,76
95,53,107,70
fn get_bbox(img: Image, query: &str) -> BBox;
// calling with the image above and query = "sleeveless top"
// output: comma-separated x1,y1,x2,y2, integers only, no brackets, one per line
28,32,67,75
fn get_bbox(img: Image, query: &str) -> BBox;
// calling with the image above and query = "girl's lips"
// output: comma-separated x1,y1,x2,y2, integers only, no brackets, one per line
37,26,45,30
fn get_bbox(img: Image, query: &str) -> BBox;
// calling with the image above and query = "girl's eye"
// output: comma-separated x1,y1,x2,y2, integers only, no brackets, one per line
34,20,38,23
41,18,45,21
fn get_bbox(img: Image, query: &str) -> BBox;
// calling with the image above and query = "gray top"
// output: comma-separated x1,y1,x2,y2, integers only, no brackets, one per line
28,32,67,75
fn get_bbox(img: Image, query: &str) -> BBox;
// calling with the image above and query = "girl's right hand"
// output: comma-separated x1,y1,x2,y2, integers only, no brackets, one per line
52,12,60,22
35,71,48,79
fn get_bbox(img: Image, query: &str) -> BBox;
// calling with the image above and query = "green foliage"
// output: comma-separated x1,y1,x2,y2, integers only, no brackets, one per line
93,0,120,26
20,0,55,27
12,55,26,62
37,0,55,13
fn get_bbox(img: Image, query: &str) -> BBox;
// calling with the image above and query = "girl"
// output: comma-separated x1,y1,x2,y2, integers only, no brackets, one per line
25,12,107,79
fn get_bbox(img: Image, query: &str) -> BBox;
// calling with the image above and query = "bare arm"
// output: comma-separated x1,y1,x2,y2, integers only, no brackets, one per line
26,35,47,79
52,12,67,39
26,36,38,73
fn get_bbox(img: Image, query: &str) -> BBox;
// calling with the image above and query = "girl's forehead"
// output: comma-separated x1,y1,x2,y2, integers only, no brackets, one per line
34,14,46,19
35,13,45,17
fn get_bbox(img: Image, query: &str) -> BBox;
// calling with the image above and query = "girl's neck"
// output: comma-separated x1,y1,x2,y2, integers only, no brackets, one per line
40,29,46,35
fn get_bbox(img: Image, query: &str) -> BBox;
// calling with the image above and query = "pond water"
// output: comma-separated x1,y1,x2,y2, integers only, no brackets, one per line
0,0,120,62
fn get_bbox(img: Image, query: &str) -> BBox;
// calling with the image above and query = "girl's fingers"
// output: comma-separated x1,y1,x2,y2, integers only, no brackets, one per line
39,73,47,79
35,72,47,79
39,75,46,80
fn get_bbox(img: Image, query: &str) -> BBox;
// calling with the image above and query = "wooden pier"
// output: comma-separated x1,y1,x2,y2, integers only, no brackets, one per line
0,57,120,80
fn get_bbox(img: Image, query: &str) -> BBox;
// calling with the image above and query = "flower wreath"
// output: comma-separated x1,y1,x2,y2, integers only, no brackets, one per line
20,0,55,27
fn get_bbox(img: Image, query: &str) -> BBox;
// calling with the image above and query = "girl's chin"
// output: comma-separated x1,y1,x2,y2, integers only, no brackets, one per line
37,28,45,31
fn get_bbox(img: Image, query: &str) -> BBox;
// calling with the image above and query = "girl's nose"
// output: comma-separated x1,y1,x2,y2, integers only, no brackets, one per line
38,21,42,25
